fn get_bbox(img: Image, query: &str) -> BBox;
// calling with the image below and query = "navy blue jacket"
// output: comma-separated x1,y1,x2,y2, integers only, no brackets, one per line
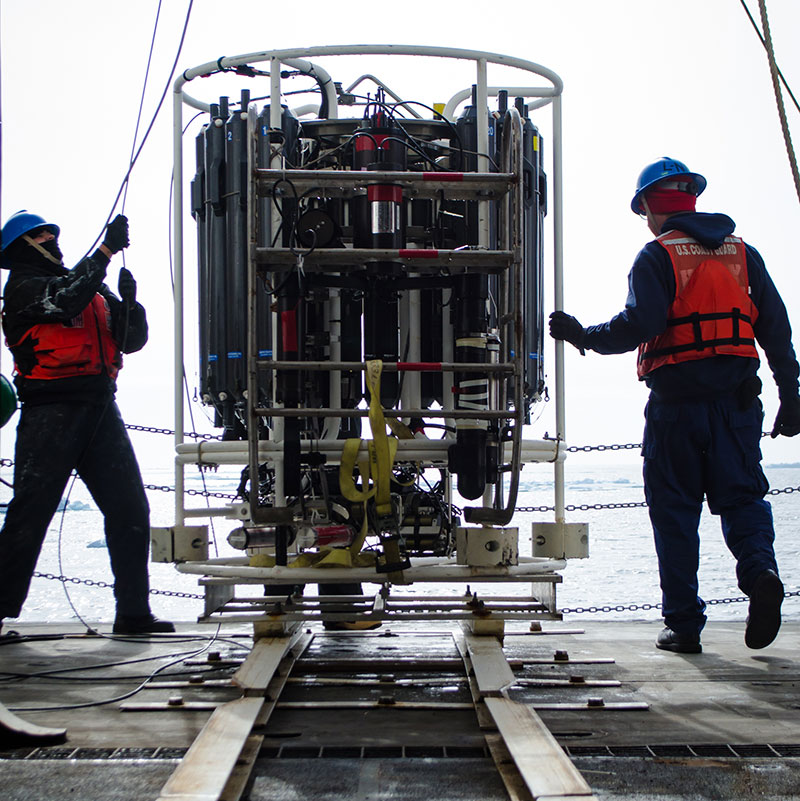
582,212,799,403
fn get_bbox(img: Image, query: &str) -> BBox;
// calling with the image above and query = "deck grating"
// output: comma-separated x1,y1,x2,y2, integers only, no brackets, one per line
3,742,799,761
729,744,779,758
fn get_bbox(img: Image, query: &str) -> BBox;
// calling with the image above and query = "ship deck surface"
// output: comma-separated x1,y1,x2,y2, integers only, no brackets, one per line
0,620,797,800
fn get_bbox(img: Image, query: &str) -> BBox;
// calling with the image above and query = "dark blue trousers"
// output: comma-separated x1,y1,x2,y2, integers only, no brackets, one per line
0,401,152,620
643,395,777,636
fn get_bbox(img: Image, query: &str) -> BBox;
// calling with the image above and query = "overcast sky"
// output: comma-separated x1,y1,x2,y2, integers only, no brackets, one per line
1,0,799,476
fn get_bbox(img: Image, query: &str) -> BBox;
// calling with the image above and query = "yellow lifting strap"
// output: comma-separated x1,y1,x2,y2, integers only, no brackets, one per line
250,360,398,571
365,359,395,518
338,359,397,516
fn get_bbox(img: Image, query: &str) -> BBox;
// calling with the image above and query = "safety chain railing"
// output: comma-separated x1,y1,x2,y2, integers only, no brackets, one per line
517,501,647,513
31,571,204,600
28,569,800,611
4,433,798,609
143,483,239,500
560,588,800,615
3,460,800,506
566,430,776,453
566,442,641,453
125,424,222,441
516,483,800,514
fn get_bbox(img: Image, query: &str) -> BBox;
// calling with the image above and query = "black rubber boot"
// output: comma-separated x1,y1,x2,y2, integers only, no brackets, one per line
745,569,783,649
656,627,702,654
113,615,175,635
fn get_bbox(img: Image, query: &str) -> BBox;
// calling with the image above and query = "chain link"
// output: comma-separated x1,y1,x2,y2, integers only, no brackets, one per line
565,431,777,454
142,483,239,500
517,485,800,513
11,431,799,611
125,424,222,441
566,442,641,453
30,569,799,612
32,571,204,599
559,589,800,615
517,501,649,513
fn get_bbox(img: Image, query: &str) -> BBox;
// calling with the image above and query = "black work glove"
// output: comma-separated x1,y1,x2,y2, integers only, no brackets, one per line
103,214,129,254
771,395,800,438
549,310,586,355
118,267,137,305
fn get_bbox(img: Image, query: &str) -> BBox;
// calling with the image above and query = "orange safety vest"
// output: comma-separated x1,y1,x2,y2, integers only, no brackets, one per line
637,230,759,378
9,294,123,381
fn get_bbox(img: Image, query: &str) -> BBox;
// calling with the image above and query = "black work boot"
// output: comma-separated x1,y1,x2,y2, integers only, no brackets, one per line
113,614,175,635
745,569,783,649
656,627,702,654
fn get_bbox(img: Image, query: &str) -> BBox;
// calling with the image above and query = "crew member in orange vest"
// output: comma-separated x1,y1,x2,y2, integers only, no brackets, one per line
550,158,800,654
0,211,173,636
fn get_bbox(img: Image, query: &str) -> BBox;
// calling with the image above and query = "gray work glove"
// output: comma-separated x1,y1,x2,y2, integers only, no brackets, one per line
549,310,586,355
118,267,137,305
771,395,800,438
103,214,130,254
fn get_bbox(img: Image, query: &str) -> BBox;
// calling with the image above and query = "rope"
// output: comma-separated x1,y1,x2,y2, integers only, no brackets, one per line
738,0,800,115
757,0,800,205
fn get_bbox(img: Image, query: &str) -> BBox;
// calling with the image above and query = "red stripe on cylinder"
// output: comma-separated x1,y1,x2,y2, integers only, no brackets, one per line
281,310,298,353
396,362,442,372
398,249,439,258
368,185,403,202
423,172,464,182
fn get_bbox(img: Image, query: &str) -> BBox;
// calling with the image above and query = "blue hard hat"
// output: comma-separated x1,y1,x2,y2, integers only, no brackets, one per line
0,210,60,267
631,157,706,215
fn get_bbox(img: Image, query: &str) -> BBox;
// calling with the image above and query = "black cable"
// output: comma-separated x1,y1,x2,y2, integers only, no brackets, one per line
7,627,222,713
52,0,197,622
738,0,800,114
81,0,194,260
378,135,443,170
0,634,249,683
350,93,466,171
388,98,465,167
121,0,163,216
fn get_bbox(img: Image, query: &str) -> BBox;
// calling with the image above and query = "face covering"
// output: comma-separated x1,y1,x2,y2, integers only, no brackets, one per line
642,187,697,215
21,234,64,268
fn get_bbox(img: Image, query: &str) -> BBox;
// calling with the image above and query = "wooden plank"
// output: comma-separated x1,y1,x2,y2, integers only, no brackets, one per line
452,631,495,730
232,628,305,692
463,630,516,696
158,632,313,801
219,735,262,801
484,697,593,799
484,733,534,801
157,697,265,801
254,632,314,727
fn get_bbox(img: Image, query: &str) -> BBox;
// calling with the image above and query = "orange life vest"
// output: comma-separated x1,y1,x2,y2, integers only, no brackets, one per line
9,294,123,381
637,230,759,378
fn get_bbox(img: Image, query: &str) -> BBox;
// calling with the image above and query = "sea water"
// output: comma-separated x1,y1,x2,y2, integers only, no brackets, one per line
1,460,798,627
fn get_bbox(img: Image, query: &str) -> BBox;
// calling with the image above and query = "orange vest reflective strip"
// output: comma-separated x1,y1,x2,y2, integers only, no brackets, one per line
10,294,123,381
637,231,759,378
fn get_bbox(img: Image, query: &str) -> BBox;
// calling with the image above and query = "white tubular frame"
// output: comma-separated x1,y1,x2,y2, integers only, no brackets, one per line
172,45,565,529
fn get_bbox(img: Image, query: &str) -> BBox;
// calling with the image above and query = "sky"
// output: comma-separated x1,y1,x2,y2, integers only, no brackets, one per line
1,0,800,482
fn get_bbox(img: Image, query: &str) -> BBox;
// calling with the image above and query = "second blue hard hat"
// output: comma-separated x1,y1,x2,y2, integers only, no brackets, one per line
0,210,60,268
631,157,706,215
